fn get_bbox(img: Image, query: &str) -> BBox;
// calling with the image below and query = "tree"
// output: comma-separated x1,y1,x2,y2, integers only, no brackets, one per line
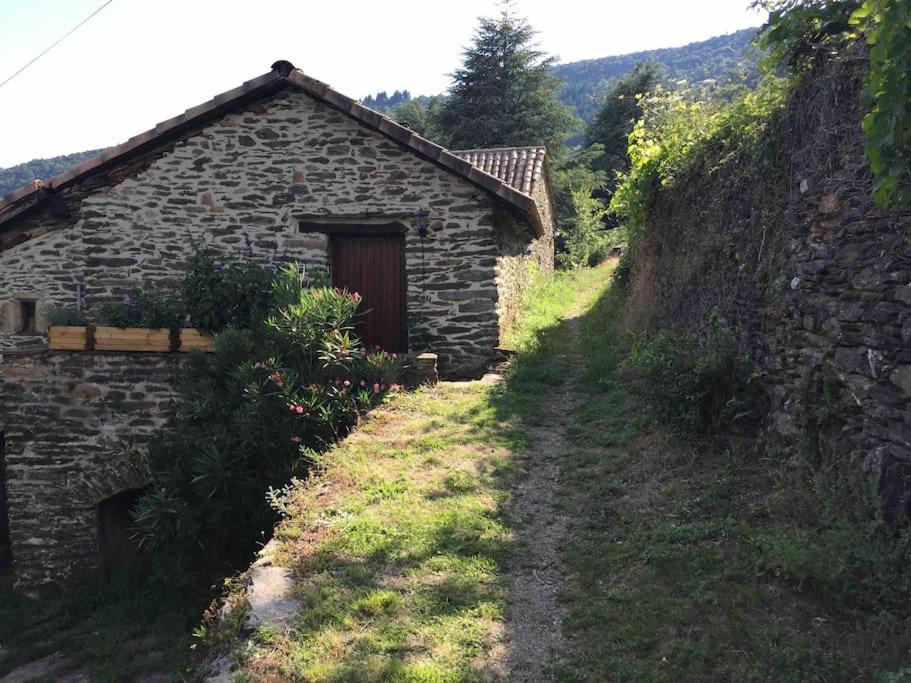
584,60,661,198
436,3,577,154
391,97,446,143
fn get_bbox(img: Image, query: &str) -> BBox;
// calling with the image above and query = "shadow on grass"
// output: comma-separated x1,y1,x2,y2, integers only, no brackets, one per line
0,565,208,680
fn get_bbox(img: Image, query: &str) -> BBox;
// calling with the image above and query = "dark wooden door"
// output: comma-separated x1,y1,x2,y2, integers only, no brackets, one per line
330,234,407,352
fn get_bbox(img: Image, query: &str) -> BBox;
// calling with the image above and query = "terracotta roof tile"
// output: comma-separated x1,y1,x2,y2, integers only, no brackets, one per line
450,147,547,197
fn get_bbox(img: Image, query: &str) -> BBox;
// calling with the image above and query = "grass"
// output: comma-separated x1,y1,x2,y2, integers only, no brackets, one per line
218,267,609,680
549,273,911,682
0,568,205,680
225,384,515,680
5,263,910,681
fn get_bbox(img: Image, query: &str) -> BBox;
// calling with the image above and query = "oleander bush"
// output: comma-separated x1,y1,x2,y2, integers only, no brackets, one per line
131,263,402,576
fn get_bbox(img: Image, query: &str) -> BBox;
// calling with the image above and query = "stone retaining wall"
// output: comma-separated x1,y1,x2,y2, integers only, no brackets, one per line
0,350,184,588
625,50,911,520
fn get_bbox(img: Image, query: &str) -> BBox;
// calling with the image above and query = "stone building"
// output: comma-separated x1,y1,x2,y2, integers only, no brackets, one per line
0,60,555,589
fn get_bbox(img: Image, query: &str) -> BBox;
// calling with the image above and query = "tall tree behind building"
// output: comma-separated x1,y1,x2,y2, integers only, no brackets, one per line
584,61,661,199
436,4,577,154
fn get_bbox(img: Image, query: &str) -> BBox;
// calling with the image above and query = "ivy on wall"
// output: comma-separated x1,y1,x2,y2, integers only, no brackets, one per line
852,0,911,206
755,0,911,207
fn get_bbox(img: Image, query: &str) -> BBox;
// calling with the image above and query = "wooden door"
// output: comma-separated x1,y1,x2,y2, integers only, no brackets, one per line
330,234,407,352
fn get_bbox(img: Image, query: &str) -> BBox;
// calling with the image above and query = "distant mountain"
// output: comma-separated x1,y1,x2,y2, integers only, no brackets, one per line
362,28,761,123
0,149,102,196
555,28,761,122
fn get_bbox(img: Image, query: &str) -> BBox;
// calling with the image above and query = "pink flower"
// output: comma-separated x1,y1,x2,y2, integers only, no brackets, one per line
373,383,381,394
343,379,351,388
360,380,366,387
291,436,302,445
390,383,403,392
353,292,362,302
289,404,297,413
295,405,305,414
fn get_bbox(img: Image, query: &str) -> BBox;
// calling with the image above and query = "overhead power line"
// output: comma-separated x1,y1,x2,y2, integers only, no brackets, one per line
0,0,114,92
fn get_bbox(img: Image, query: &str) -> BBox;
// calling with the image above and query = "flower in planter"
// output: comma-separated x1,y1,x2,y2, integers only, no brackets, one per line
373,383,381,394
290,436,302,445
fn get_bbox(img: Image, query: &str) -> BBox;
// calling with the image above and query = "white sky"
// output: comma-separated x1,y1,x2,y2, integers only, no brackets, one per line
0,0,766,168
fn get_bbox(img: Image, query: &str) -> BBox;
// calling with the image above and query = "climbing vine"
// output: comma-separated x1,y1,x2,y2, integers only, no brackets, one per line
756,0,911,206
851,0,911,206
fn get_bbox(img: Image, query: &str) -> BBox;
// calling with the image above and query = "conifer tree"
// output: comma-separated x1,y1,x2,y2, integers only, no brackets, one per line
436,3,577,153
584,60,661,197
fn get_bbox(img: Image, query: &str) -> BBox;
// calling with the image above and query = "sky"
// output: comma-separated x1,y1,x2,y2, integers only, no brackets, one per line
0,0,766,168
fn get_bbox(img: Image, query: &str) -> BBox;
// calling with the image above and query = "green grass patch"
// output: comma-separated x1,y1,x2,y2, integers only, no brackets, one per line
223,267,608,680
0,569,204,680
552,273,911,682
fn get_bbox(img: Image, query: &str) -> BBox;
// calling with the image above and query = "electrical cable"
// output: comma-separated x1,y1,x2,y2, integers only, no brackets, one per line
0,0,114,92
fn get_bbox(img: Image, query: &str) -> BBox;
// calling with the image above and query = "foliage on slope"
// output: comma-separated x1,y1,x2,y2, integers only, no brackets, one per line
0,149,102,195
362,28,762,126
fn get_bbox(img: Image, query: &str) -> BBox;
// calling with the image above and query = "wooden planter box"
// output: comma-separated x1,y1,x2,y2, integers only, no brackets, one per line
47,326,90,350
94,327,172,352
179,329,216,352
47,326,216,352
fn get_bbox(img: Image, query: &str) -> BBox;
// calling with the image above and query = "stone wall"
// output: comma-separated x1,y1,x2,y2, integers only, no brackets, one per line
624,50,911,520
0,86,549,375
493,180,557,343
0,350,184,588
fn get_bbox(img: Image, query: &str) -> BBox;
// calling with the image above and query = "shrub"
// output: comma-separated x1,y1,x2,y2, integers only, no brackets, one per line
609,79,788,234
624,316,752,439
181,249,280,333
612,246,634,292
132,264,401,574
99,282,185,328
45,304,88,326
558,187,628,269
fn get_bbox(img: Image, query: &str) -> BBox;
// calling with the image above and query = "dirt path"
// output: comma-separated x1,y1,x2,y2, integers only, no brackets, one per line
498,306,587,680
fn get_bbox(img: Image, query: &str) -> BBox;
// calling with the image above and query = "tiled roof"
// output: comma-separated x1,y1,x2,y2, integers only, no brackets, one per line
450,147,547,197
0,61,545,237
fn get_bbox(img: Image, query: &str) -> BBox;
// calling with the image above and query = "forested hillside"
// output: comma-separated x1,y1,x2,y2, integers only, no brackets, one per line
361,28,760,122
0,149,101,196
556,27,759,121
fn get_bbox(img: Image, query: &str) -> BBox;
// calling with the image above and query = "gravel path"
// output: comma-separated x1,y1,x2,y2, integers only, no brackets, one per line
497,310,585,681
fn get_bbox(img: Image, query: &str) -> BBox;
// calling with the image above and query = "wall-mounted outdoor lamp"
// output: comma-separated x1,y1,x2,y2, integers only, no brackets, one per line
413,208,430,238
